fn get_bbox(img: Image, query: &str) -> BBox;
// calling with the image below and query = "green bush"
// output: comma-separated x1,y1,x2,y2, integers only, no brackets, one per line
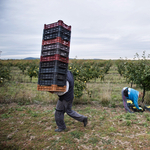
0,62,11,84
18,63,28,74
69,59,108,98
27,64,39,82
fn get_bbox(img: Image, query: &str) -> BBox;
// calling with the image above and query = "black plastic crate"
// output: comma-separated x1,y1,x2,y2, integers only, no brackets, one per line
44,26,71,36
39,67,67,74
42,43,69,52
38,79,66,86
40,54,69,63
42,37,70,47
38,69,67,86
43,32,70,41
41,48,69,57
39,72,66,80
40,61,68,69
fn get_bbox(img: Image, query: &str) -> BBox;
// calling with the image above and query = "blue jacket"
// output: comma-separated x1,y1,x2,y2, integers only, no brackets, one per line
125,87,140,109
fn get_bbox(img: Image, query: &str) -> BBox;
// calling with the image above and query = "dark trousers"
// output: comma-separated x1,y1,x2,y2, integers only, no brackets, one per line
121,89,132,113
55,99,86,129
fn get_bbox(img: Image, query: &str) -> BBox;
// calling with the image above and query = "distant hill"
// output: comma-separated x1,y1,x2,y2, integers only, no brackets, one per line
24,57,40,60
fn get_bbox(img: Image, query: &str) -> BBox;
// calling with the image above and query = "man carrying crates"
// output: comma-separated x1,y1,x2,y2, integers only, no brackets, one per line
50,70,88,132
38,20,88,132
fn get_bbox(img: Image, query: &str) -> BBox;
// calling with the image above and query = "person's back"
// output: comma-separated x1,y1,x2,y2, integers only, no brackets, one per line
126,88,139,109
58,70,74,101
127,88,139,102
121,87,142,113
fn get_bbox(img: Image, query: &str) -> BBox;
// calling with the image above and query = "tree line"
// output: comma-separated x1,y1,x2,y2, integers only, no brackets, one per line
116,51,150,102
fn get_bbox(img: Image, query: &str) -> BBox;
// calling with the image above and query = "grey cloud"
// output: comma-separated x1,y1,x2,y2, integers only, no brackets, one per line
0,0,150,59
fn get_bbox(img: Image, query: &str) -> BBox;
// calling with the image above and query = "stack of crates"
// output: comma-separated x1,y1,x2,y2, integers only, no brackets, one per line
37,20,71,92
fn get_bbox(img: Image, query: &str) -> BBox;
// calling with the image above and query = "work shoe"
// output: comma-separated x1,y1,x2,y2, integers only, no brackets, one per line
83,117,88,127
55,128,66,132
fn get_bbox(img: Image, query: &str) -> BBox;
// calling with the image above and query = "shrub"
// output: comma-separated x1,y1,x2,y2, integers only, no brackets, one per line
0,62,11,85
18,63,28,74
27,64,39,82
69,59,108,98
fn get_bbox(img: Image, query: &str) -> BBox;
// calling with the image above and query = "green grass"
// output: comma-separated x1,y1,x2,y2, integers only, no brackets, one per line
1,100,150,149
0,63,150,149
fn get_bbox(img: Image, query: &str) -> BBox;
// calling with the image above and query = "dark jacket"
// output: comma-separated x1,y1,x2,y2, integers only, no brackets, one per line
58,70,74,101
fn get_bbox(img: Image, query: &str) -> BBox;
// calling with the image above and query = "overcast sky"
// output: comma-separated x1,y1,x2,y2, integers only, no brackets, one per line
0,0,150,60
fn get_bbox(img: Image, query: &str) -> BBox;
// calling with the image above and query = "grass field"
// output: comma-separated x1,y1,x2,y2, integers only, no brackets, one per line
0,62,150,149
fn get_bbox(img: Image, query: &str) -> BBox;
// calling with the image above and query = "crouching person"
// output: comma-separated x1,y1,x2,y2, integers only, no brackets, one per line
50,70,88,132
121,87,143,113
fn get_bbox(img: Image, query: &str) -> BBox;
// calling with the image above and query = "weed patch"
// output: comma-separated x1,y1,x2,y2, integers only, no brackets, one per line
0,104,150,149
88,137,99,145
70,130,84,139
